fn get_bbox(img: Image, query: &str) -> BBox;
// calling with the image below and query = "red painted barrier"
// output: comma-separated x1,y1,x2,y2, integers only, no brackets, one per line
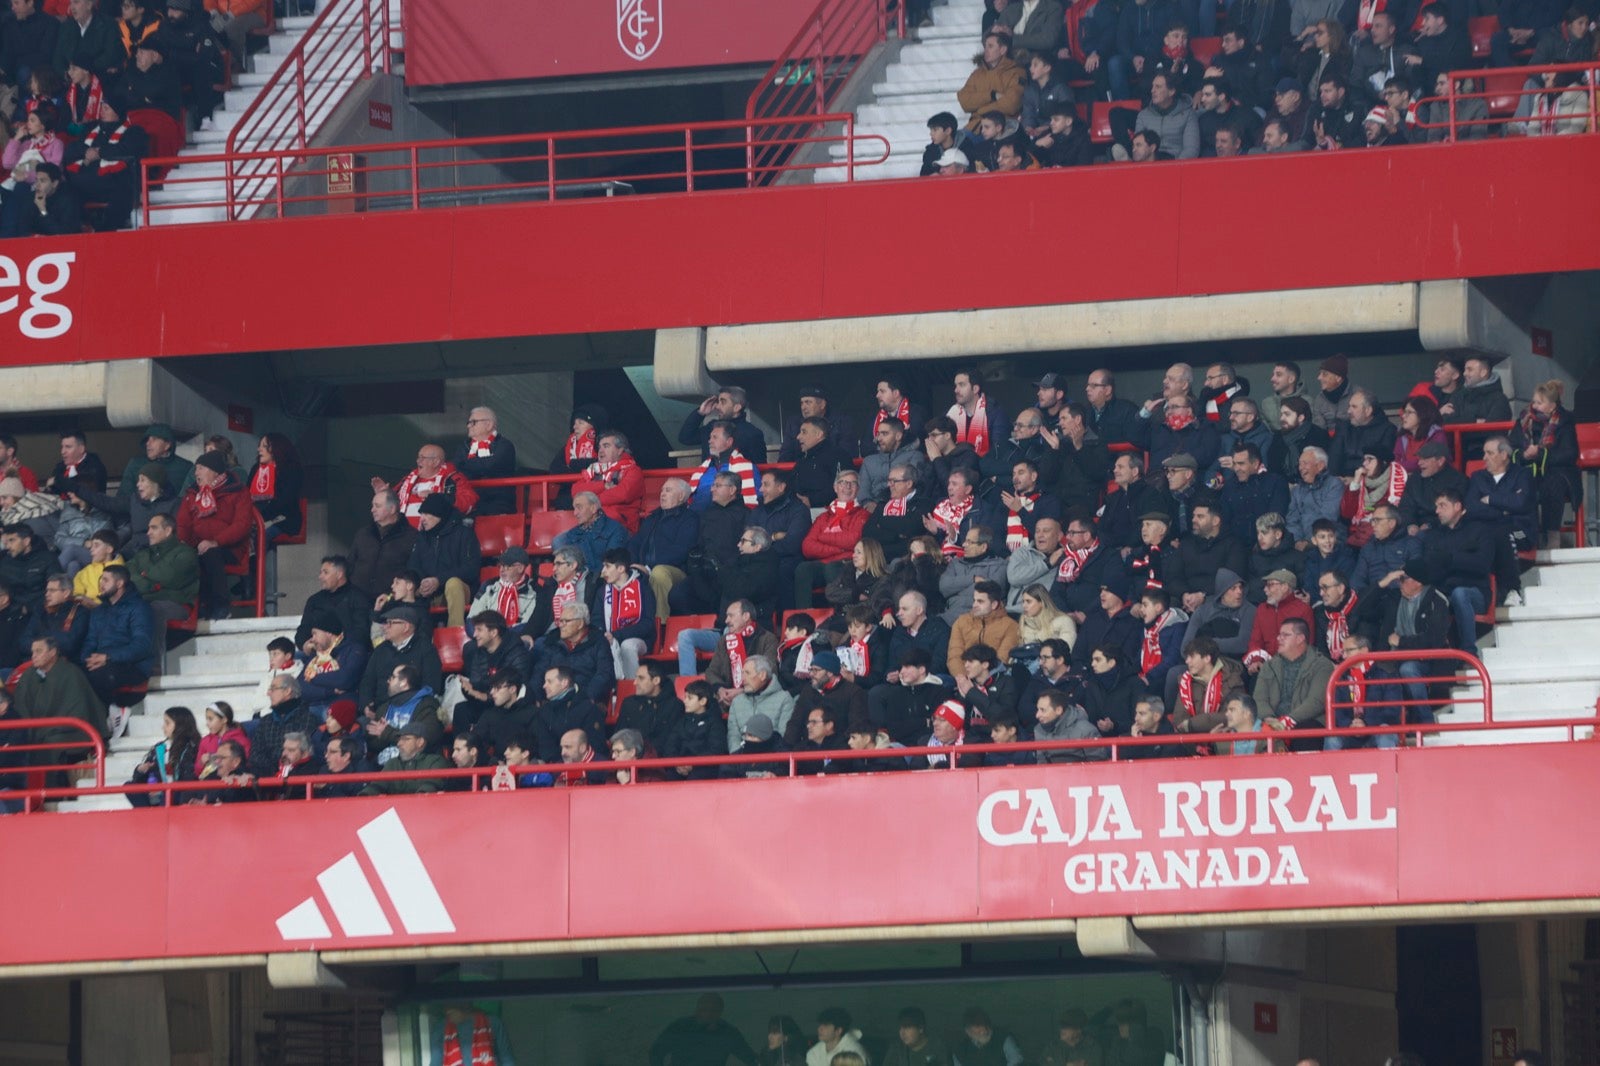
6,135,1600,366
3,743,1598,968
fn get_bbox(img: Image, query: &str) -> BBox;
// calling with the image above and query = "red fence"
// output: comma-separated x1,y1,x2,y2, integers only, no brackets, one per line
1416,60,1600,140
143,116,888,223
221,0,391,220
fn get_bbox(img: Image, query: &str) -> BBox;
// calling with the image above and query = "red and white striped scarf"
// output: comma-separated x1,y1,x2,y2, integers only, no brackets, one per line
192,480,219,517
249,462,275,500
848,633,872,679
495,578,527,626
948,393,991,455
604,577,643,633
1004,492,1038,550
931,494,976,557
67,76,103,128
724,621,758,686
1321,590,1359,660
881,490,913,517
1179,667,1224,718
441,1012,496,1066
551,580,577,621
873,397,910,437
468,432,497,459
585,452,638,487
1141,611,1173,678
565,428,595,465
1057,540,1099,583
1344,658,1371,712
818,497,860,532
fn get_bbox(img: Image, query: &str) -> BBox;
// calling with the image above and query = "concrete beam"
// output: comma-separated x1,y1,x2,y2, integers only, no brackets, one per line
701,284,1420,372
653,326,715,400
1075,916,1157,959
266,952,346,990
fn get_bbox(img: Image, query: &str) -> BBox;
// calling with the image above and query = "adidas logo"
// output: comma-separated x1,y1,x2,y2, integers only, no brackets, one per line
276,808,456,941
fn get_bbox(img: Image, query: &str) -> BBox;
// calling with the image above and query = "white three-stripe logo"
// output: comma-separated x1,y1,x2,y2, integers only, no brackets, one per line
276,808,456,941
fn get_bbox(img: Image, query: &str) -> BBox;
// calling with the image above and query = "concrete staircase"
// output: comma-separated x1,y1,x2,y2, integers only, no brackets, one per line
58,615,299,813
146,0,403,225
817,0,987,182
1432,547,1600,746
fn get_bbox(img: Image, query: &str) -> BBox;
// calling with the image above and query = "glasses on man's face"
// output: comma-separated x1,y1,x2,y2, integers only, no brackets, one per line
1067,528,1091,537
887,476,911,484
1087,381,1110,389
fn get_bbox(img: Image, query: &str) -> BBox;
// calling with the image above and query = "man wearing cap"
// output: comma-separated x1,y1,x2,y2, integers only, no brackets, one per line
780,385,856,463
54,0,123,80
112,34,181,119
470,545,544,636
1256,617,1335,738
1271,77,1312,143
358,604,441,714
1309,355,1354,431
161,0,223,130
1443,354,1513,425
450,406,518,516
297,613,367,716
869,646,947,745
932,147,971,174
115,424,191,503
406,493,478,628
175,449,251,621
1149,394,1219,474
1398,439,1467,537
725,653,794,752
1153,453,1201,538
1171,497,1246,614
1071,570,1141,672
360,720,447,795
1244,569,1314,673
376,444,478,529
1287,446,1344,548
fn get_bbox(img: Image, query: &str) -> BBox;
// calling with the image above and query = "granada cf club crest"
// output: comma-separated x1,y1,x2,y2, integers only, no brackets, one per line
618,0,663,61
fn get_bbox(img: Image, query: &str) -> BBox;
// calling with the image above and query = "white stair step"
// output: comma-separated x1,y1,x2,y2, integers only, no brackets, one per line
174,650,267,676
56,794,134,812
1538,547,1600,564
179,626,294,655
1498,600,1600,622
859,100,966,124
144,688,261,719
1473,658,1600,683
1518,583,1600,608
881,59,977,83
1488,621,1600,649
1427,725,1590,746
280,14,316,30
899,39,985,62
202,615,301,637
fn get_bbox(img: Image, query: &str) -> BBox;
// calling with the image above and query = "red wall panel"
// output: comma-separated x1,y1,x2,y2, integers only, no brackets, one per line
1,745,1596,969
404,0,818,86
2,137,1597,369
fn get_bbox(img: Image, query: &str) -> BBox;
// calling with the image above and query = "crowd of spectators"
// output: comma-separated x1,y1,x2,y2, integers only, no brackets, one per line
0,353,1577,801
0,0,269,236
644,993,1166,1066
921,0,1597,175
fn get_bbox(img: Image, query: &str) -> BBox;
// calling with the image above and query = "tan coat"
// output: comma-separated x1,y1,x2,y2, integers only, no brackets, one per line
957,58,1024,131
947,611,1022,676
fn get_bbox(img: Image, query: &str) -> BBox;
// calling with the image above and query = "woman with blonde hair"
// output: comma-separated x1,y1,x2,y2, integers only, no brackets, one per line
1018,582,1077,647
1509,379,1581,549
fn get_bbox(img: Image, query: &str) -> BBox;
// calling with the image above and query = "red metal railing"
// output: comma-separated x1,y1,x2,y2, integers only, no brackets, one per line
221,0,391,220
745,0,902,185
1326,649,1496,745
1440,420,1516,465
469,461,798,516
142,117,888,223
0,717,108,812
1417,60,1600,141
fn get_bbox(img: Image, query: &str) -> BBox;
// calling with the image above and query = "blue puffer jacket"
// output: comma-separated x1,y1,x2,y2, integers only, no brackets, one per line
84,586,155,675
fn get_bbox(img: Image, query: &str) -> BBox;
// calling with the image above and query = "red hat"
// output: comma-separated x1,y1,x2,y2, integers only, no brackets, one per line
933,699,966,733
326,699,358,733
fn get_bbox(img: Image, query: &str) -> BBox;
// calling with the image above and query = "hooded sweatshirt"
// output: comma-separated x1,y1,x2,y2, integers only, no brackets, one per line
1180,567,1257,658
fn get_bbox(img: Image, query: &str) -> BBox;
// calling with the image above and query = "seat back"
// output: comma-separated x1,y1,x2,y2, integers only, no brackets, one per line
127,108,184,181
526,511,579,555
1482,70,1527,118
433,626,467,674
1090,101,1131,144
1189,36,1221,65
674,674,706,699
1468,15,1497,59
608,679,637,726
1577,423,1600,469
475,513,527,559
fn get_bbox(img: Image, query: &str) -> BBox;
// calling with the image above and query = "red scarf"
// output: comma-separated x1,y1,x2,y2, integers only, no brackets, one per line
1518,403,1563,452
250,462,275,500
1179,667,1224,718
780,634,817,676
585,452,638,487
1129,545,1161,586
1322,590,1358,660
1162,42,1187,60
1344,659,1371,715
557,747,598,787
441,1011,497,1066
819,497,860,532
605,577,643,633
495,577,527,626
565,428,595,465
303,637,343,679
1165,407,1196,431
873,397,911,437
931,494,976,557
551,580,577,621
847,634,871,678
1057,540,1099,583
1005,492,1039,550
724,621,757,685
67,76,103,127
1141,611,1173,678
468,432,497,459
947,393,992,455
193,479,219,517
63,459,81,478
881,491,912,517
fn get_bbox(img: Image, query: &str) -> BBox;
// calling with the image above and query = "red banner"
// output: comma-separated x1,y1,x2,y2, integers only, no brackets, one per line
3,745,1599,969
404,0,819,86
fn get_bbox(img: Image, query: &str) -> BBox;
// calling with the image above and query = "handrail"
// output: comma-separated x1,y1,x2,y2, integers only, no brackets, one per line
1326,649,1494,741
745,0,900,186
1421,59,1600,140
9,709,1599,810
1440,420,1517,466
0,717,108,812
141,116,889,224
221,0,391,220
468,460,798,516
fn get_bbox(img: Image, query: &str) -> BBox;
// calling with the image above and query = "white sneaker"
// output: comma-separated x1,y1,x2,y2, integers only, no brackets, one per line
199,116,215,132
1504,590,1524,608
107,706,130,740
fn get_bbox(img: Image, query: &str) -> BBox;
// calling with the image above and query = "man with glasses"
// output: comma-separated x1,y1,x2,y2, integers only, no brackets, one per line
357,604,442,720
1149,393,1219,473
376,443,479,528
1312,570,1365,663
937,525,1008,625
453,407,517,515
250,674,315,779
1199,362,1249,424
859,417,925,508
1083,369,1141,446
572,430,645,534
1050,516,1123,620
795,470,868,608
1352,502,1420,599
863,464,930,559
981,407,1059,487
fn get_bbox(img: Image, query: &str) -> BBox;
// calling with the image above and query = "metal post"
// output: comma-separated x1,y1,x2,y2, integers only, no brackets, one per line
296,57,308,146
845,116,854,181
547,137,556,200
813,17,826,115
1447,77,1458,142
685,128,695,191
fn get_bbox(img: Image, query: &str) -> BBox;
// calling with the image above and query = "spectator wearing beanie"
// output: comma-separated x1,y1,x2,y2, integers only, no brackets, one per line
70,460,178,551
407,493,479,628
176,449,252,621
297,612,368,717
1309,355,1353,431
0,476,63,544
116,423,192,502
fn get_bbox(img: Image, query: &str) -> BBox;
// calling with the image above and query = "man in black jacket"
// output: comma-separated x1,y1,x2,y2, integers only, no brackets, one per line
613,661,681,755
1332,388,1397,477
672,473,748,613
533,665,607,765
1084,368,1142,447
530,603,614,709
0,524,54,615
1099,453,1159,552
0,0,58,90
470,671,539,761
1442,354,1513,426
113,37,182,120
250,675,315,779
357,605,442,716
295,555,372,652
748,468,810,606
159,0,224,131
1051,514,1126,618
1398,441,1468,537
862,463,930,559
453,406,518,515
1372,561,1453,728
24,165,82,237
455,610,534,736
347,490,417,600
789,417,853,508
1169,497,1247,614
407,494,478,627
677,385,766,463
1422,489,1494,656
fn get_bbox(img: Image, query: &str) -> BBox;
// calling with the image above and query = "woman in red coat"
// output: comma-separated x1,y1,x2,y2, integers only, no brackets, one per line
177,451,253,620
794,469,869,607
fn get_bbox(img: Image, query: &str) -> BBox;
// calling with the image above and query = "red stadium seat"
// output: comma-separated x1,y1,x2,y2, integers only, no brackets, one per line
1090,101,1134,144
1189,36,1221,66
526,511,579,556
475,513,526,559
128,108,184,182
608,679,636,725
674,674,706,699
1468,15,1497,60
644,614,717,667
434,626,467,674
1482,70,1526,118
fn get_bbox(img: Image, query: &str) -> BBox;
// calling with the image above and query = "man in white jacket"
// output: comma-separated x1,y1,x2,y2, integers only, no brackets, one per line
807,1007,871,1066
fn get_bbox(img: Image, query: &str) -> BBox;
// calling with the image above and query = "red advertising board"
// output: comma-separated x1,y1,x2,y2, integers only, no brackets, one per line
0,137,1597,368
404,0,818,86
3,745,1600,970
